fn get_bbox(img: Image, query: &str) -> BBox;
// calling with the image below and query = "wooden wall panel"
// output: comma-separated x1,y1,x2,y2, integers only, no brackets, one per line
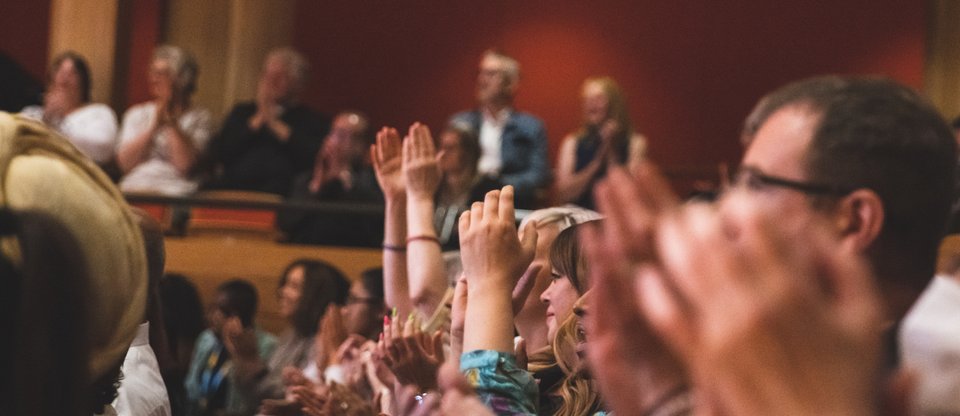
48,0,119,105
925,0,960,120
164,235,381,335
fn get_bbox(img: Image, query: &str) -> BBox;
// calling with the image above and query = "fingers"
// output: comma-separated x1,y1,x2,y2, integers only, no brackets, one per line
470,201,483,225
410,122,436,157
518,219,539,265
483,189,500,222
632,162,680,212
458,210,471,241
498,185,515,221
431,330,445,361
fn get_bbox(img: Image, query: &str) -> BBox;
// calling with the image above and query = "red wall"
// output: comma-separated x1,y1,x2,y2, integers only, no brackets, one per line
0,1,928,187
293,0,924,184
0,1,51,81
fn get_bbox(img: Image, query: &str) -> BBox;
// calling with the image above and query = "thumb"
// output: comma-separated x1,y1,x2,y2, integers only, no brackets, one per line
519,219,539,263
432,330,445,361
512,263,543,315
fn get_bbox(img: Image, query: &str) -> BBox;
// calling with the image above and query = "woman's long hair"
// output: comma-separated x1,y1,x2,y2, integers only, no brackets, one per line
548,221,604,416
279,259,350,337
553,314,601,416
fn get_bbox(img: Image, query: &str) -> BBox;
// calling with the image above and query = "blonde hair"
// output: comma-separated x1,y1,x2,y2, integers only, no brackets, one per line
553,313,601,416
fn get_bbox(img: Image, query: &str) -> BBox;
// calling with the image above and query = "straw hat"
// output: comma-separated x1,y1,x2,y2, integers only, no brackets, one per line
0,111,147,379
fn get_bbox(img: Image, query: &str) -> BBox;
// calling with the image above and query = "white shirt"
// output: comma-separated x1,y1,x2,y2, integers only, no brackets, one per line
477,108,510,176
21,103,119,164
900,275,960,415
113,322,172,416
117,102,212,196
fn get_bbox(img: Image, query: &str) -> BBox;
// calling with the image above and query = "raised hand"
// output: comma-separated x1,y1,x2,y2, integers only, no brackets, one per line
377,313,445,391
222,316,259,361
371,127,406,201
640,193,883,416
314,304,348,369
402,122,442,201
458,186,538,354
459,186,538,291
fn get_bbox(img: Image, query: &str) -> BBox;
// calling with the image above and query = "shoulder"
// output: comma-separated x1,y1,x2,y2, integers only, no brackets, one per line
123,101,154,117
75,103,118,120
510,111,544,126
450,109,480,124
508,112,546,135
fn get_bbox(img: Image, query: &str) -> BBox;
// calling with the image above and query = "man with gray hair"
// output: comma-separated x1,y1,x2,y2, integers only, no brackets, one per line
204,47,330,196
450,50,549,209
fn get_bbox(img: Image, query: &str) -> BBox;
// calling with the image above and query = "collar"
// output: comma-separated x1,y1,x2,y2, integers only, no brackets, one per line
131,322,151,347
481,107,512,124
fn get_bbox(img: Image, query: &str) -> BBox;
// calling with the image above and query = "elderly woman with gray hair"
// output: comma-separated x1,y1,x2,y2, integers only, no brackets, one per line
117,45,212,196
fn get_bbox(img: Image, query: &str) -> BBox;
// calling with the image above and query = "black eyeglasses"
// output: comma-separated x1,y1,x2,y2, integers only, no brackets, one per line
730,167,854,196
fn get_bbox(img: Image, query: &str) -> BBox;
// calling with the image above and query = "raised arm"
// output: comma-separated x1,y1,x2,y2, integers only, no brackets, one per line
371,127,413,317
459,186,537,353
402,122,448,319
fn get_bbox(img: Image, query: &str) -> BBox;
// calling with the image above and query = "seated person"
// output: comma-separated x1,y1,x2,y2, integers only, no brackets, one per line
554,76,646,209
184,279,277,416
450,50,549,209
116,45,212,196
202,47,330,196
434,121,499,249
276,111,382,246
21,51,119,166
227,260,349,406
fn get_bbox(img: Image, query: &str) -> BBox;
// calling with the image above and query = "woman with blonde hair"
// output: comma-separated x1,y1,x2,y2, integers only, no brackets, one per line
554,77,646,209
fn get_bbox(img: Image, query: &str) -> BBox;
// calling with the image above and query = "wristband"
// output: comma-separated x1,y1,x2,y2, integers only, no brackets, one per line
406,235,440,245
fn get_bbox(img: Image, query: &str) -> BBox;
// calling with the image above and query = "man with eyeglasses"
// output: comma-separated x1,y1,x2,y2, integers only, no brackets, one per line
583,76,957,415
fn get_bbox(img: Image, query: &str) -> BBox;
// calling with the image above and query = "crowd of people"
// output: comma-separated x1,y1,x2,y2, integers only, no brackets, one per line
2,42,960,416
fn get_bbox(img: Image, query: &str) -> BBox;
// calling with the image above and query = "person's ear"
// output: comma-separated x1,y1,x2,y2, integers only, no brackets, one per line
834,189,884,253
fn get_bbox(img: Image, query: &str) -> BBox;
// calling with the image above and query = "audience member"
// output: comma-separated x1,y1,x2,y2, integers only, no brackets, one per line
434,121,500,248
203,48,330,195
554,76,646,209
516,207,600,356
184,279,277,416
0,111,148,415
583,76,956,415
159,274,206,416
227,259,349,407
21,51,119,166
117,45,212,196
450,50,549,208
276,111,382,246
